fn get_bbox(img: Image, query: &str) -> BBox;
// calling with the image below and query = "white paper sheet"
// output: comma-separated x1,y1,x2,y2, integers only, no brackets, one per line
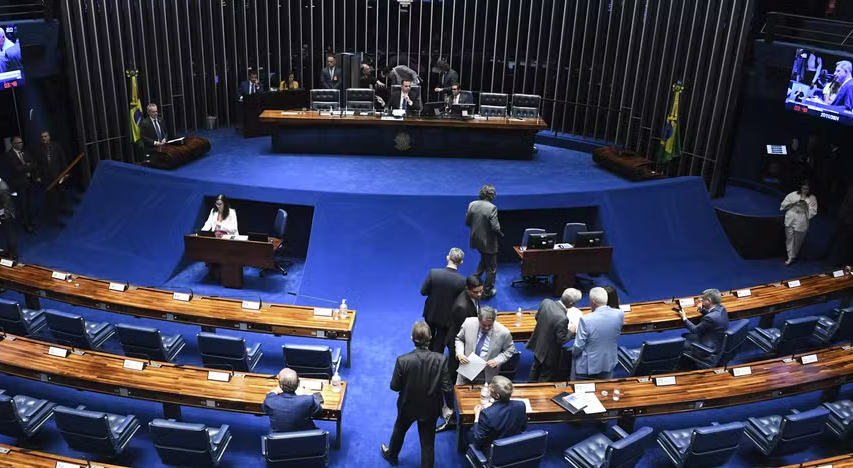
511,397,533,413
457,352,487,381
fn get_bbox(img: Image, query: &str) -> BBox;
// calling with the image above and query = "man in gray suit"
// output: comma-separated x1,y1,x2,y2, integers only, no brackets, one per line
571,287,624,381
455,306,515,384
466,184,503,298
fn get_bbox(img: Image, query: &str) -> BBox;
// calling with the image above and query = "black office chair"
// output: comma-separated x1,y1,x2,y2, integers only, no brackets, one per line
479,93,508,118
345,88,375,111
510,94,541,119
310,89,340,110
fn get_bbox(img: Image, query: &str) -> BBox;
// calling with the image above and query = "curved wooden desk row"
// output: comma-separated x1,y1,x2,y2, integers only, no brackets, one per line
0,443,129,468
454,343,853,450
499,271,853,341
0,263,356,367
0,335,347,448
782,453,853,468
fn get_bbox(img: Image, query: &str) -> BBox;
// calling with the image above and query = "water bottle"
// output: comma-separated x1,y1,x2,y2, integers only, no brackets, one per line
480,384,490,406
339,299,348,320
331,371,342,393
515,307,523,327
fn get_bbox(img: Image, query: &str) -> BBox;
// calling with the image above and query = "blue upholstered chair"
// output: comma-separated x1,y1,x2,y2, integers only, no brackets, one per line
813,307,853,346
498,351,522,381
150,419,232,467
0,390,56,438
0,298,46,336
53,405,140,457
116,323,185,363
682,319,749,369
617,337,685,376
822,399,853,440
198,332,262,372
656,421,744,468
746,316,819,356
282,344,341,380
260,208,291,277
562,223,588,244
262,429,329,468
465,429,548,468
563,426,653,468
743,407,829,456
44,309,114,350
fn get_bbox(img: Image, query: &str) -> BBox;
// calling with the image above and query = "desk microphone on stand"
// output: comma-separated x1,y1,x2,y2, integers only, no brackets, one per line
286,291,339,304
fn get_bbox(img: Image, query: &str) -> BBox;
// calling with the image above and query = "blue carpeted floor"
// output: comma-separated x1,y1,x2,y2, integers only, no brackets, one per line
1,130,845,467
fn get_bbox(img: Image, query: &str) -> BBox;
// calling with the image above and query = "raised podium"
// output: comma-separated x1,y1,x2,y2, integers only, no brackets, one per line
145,136,211,170
184,234,280,289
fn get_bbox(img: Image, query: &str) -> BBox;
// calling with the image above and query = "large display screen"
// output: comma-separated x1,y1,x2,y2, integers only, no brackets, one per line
785,47,853,126
0,23,24,89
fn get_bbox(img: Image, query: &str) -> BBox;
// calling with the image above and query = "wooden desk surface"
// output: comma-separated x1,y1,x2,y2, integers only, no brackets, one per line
0,443,130,468
781,454,853,468
259,110,547,130
0,263,355,341
454,344,853,427
0,335,345,419
499,271,853,341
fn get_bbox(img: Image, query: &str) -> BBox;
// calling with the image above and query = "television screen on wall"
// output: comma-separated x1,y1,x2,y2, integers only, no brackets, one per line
784,47,853,126
0,23,24,89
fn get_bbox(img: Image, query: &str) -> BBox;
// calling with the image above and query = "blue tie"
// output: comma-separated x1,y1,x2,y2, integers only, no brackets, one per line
475,330,487,356
154,119,162,140
402,97,408,110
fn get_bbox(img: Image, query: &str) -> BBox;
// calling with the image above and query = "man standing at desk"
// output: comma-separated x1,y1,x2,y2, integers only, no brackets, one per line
320,55,342,90
139,103,168,153
433,60,458,96
387,80,421,112
571,287,624,381
455,306,515,384
526,289,573,382
420,247,466,353
466,184,503,299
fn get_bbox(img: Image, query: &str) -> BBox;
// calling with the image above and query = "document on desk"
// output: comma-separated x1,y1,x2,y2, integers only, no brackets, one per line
511,397,533,413
580,392,606,414
457,353,487,381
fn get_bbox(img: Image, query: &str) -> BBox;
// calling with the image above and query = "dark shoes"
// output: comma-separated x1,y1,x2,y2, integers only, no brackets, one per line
435,419,456,433
380,444,399,466
482,288,497,299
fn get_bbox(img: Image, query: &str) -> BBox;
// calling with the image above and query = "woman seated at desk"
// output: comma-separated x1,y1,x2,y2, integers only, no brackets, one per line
279,71,300,90
201,194,239,237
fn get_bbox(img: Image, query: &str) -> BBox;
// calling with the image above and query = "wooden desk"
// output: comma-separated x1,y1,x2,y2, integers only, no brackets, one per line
242,90,310,137
781,454,853,468
146,136,211,170
0,443,130,468
183,234,281,289
499,271,853,342
259,110,547,160
454,344,853,451
0,336,347,448
0,263,356,367
513,245,614,296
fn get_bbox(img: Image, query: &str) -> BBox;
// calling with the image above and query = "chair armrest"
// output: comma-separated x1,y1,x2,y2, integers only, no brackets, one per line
790,409,800,415
75,405,86,410
467,444,488,465
0,389,7,395
747,417,775,437
611,425,630,440
211,425,230,445
687,342,715,354
112,415,136,435
711,422,720,426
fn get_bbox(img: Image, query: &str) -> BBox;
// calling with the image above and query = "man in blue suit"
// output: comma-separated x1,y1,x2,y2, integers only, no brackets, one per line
677,288,729,356
571,287,624,381
471,376,527,449
262,368,323,433
238,71,264,101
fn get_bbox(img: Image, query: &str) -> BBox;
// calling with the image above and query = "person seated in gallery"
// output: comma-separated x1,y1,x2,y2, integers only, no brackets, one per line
469,375,527,449
201,194,239,237
279,71,300,90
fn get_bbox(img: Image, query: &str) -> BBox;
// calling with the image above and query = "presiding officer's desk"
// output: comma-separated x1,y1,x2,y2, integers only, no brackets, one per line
513,245,614,296
499,271,853,342
0,262,356,367
0,443,130,467
241,89,310,137
259,110,548,159
454,344,853,451
0,335,347,448
183,233,281,289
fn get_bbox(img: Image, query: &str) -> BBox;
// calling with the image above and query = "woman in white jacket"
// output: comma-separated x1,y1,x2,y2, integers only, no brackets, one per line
202,194,239,236
780,181,817,265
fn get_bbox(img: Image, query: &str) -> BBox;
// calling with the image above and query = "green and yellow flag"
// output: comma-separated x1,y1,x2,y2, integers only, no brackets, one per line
657,82,684,164
126,70,143,148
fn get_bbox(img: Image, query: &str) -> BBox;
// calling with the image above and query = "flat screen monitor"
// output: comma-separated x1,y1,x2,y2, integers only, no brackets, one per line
784,47,853,126
526,232,557,250
451,103,475,117
421,101,445,117
575,231,603,248
0,23,24,89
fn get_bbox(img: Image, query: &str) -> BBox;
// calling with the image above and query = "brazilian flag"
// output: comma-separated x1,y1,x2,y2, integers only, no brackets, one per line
126,70,144,156
657,82,684,164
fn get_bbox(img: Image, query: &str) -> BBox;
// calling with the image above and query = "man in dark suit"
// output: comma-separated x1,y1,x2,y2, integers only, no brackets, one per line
237,71,264,100
421,247,466,353
320,55,342,90
677,288,729,360
0,178,17,259
830,60,853,111
138,103,168,153
526,290,573,382
36,130,69,226
432,60,459,96
448,83,473,105
262,368,323,433
1,136,38,232
471,376,527,449
466,184,503,298
386,80,422,112
381,321,452,468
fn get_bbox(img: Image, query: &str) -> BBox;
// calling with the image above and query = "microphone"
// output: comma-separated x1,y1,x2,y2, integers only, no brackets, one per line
286,291,339,305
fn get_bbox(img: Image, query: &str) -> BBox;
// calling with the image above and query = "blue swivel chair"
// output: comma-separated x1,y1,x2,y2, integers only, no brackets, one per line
198,332,263,372
44,309,115,350
53,405,140,457
656,421,744,468
617,337,685,376
282,344,341,380
0,298,46,336
466,429,548,468
262,429,329,468
822,399,853,440
0,390,56,438
746,316,819,356
743,407,829,456
261,209,291,277
682,320,749,369
813,307,853,346
116,323,185,363
564,426,654,468
511,228,548,288
150,419,232,467
498,351,522,381
562,223,588,244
